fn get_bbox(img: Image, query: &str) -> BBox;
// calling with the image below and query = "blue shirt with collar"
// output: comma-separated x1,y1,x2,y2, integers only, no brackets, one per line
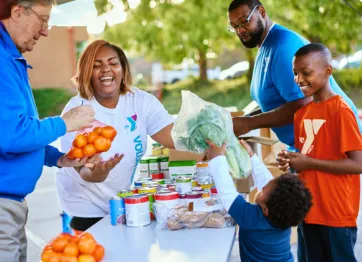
251,24,362,147
229,195,293,262
0,21,66,202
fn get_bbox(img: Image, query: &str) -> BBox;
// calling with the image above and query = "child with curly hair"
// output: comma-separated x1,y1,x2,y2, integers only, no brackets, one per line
204,139,312,262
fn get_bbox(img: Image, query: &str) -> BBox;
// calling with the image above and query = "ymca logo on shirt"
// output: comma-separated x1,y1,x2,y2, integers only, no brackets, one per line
125,114,137,132
300,119,326,154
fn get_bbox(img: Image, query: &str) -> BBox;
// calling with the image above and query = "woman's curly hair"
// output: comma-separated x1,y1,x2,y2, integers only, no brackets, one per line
266,173,312,229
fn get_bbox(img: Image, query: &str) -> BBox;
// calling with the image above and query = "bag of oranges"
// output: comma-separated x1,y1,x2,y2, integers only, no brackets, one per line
67,120,117,159
41,232,105,262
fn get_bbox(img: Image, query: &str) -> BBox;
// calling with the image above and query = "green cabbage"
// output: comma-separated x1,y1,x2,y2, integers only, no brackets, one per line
173,99,251,179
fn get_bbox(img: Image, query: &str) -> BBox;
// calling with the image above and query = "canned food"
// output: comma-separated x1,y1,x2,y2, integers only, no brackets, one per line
151,172,164,180
211,187,218,194
153,179,165,185
138,187,157,194
192,186,203,192
200,183,213,193
124,194,151,227
155,192,179,209
109,196,125,225
117,190,134,198
185,191,203,204
134,181,143,187
168,186,176,192
139,159,150,178
202,191,211,198
192,180,198,187
176,176,192,194
148,193,156,220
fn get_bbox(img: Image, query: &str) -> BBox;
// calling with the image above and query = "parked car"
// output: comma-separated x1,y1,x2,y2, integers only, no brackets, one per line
151,63,221,84
219,61,249,80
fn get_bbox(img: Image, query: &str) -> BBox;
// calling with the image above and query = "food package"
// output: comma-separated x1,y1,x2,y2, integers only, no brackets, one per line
171,90,251,179
67,120,117,159
154,197,234,230
41,232,105,262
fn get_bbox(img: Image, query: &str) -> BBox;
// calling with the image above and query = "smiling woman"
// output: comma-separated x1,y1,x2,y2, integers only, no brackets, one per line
56,39,175,232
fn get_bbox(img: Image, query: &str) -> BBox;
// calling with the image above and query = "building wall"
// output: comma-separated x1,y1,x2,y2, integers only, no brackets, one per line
24,26,88,89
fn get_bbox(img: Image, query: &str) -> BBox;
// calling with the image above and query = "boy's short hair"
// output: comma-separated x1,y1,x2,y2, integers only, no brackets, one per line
266,173,312,229
294,43,332,64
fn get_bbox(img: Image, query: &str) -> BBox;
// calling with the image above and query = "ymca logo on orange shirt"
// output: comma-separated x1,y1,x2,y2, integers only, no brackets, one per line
300,119,326,154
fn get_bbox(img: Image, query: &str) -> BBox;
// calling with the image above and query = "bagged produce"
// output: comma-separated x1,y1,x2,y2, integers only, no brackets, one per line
154,197,234,230
67,120,117,159
171,90,251,179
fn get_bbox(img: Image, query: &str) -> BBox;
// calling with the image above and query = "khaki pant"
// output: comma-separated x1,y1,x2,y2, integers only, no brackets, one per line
0,198,28,262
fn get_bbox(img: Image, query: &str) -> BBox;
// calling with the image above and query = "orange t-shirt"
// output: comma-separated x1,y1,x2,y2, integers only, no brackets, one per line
294,95,362,227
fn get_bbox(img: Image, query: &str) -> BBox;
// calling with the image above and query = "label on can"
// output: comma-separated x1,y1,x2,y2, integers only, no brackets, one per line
109,196,125,225
117,190,134,198
124,194,151,227
148,193,155,220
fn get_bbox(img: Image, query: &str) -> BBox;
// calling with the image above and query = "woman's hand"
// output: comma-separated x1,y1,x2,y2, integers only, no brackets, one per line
79,153,124,183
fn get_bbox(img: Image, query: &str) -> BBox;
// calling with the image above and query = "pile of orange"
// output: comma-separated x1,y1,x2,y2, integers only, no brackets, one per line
41,232,105,262
68,126,117,159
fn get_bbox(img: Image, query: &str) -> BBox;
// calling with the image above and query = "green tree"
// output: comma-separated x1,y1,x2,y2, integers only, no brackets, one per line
100,0,238,81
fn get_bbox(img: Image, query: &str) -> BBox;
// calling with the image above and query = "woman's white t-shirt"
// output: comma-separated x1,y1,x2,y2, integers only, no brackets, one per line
56,87,174,217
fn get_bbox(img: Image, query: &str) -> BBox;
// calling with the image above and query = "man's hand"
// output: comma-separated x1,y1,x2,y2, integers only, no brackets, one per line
204,139,227,161
232,116,252,137
239,139,254,157
61,105,95,133
79,153,125,183
57,153,89,168
277,151,310,173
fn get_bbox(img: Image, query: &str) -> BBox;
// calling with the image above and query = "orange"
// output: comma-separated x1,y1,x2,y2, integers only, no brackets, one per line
92,244,105,262
78,254,96,262
59,233,73,242
41,249,56,262
48,253,61,262
70,236,80,245
79,232,95,241
100,126,117,141
82,144,97,157
63,243,79,257
78,238,96,254
72,147,84,159
86,131,98,144
73,134,88,148
51,238,69,252
59,255,78,262
66,149,75,160
93,127,102,135
93,137,111,152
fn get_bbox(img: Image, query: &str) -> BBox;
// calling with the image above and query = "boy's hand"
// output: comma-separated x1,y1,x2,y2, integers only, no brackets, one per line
204,139,227,161
280,151,310,172
277,150,290,171
239,139,254,157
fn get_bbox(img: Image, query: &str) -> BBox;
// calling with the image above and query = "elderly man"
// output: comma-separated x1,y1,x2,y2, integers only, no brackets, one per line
0,0,96,261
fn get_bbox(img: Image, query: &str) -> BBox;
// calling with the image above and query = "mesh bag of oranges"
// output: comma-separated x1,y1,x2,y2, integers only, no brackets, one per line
41,232,105,262
67,120,117,159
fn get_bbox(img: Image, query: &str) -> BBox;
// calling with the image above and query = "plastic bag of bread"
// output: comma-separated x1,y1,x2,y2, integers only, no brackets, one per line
154,197,234,230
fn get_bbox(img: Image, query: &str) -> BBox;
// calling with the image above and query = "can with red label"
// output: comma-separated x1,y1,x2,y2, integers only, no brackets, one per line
124,194,151,227
151,172,164,180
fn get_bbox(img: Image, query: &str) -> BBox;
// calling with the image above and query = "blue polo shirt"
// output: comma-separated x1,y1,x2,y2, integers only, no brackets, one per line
229,195,293,262
0,21,66,201
251,24,362,147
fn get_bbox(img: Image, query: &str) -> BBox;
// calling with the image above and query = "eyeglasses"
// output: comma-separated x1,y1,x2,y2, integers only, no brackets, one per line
228,5,260,33
27,7,51,30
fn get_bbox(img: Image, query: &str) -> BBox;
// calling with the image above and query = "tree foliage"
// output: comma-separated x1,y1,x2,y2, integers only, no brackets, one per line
97,0,362,81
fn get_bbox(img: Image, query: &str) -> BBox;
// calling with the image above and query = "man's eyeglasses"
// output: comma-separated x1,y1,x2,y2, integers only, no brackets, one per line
228,5,260,33
27,7,51,30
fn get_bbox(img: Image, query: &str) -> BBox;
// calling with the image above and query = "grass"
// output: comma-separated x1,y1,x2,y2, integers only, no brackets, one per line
161,77,253,114
32,88,74,119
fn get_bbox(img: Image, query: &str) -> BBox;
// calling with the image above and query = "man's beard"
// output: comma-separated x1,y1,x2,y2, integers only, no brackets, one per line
239,18,265,49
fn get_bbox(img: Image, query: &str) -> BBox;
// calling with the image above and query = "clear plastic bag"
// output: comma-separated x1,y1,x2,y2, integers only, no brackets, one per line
171,90,252,179
153,198,234,230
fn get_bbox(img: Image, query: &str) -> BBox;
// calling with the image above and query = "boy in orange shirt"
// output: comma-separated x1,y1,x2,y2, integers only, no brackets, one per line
277,43,362,261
